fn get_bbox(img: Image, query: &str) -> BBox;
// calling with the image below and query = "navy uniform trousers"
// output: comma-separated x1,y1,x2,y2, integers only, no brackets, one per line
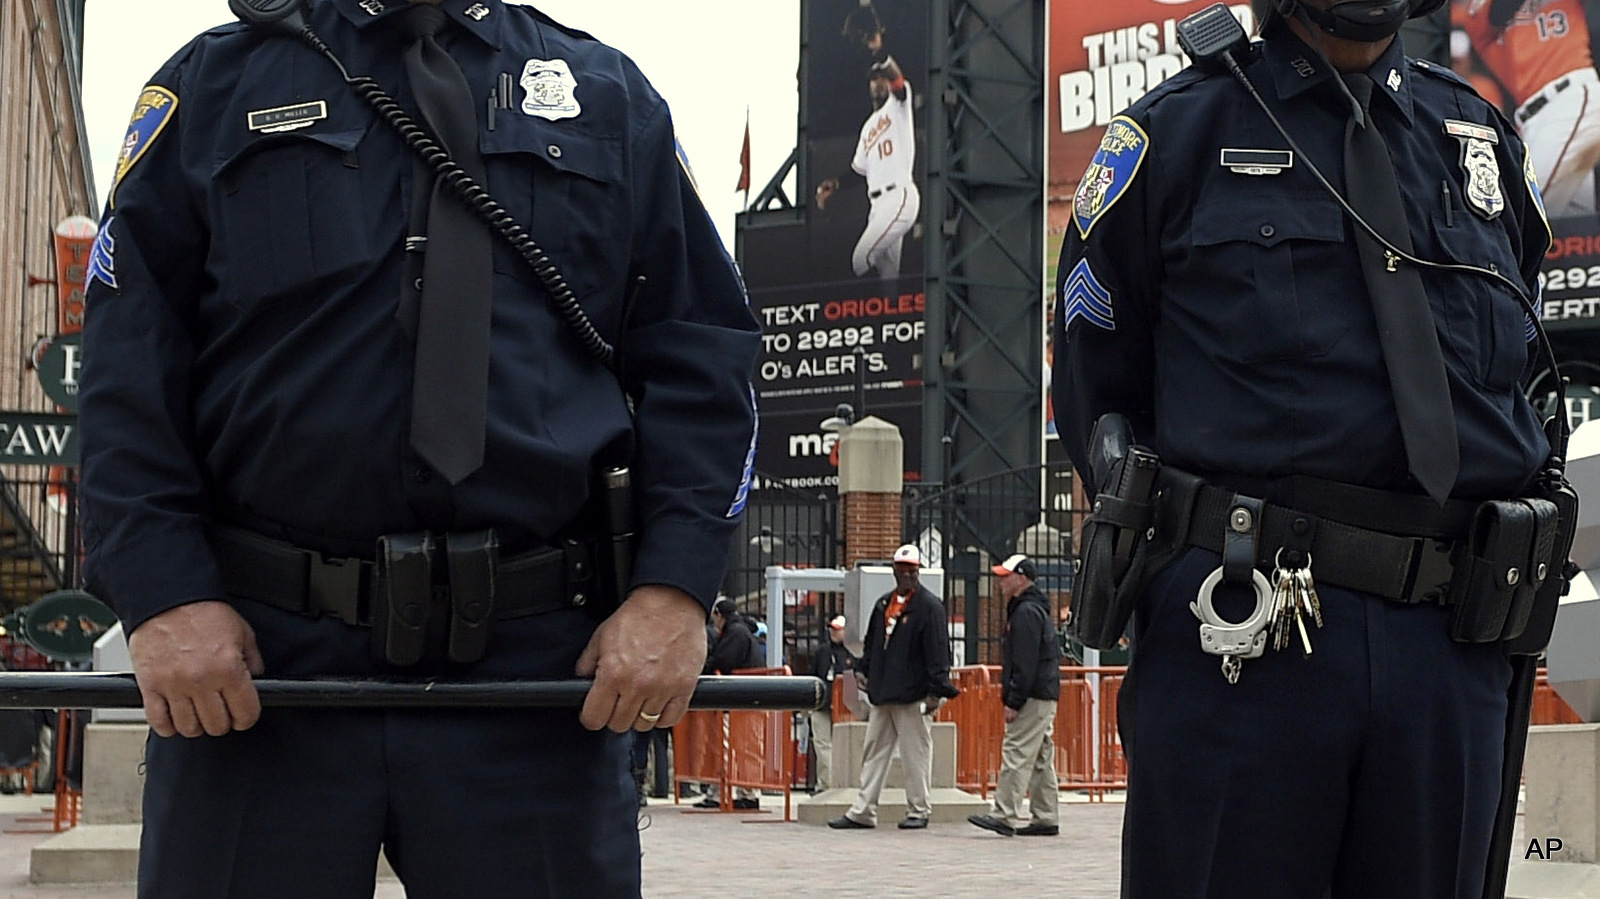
137,599,639,899
1118,547,1510,899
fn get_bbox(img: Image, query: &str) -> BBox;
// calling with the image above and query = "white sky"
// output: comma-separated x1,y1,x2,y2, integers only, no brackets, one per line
80,0,801,250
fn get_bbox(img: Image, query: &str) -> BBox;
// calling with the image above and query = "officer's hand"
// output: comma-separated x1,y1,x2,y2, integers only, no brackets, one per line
575,584,706,734
1003,705,1018,724
923,696,946,716
126,600,265,739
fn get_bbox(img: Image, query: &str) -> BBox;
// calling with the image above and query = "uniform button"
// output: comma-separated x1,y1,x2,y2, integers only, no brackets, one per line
1259,224,1275,239
547,144,562,159
414,278,424,291
413,467,432,483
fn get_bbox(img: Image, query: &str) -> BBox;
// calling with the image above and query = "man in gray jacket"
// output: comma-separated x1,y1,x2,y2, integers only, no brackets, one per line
970,554,1060,837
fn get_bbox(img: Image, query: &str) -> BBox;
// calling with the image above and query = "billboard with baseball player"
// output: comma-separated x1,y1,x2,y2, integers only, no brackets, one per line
741,0,930,488
1450,0,1600,427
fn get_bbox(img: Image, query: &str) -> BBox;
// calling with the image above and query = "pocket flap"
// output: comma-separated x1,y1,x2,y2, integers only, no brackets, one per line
480,116,622,184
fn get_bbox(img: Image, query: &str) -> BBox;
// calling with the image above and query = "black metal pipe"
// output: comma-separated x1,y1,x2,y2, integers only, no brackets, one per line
0,673,826,712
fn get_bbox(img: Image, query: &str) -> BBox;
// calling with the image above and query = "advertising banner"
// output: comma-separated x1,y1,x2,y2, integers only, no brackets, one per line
743,0,930,487
1047,1,1600,432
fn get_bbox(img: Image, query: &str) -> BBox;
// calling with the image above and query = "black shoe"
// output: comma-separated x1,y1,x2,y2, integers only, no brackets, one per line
828,815,874,829
967,813,1015,836
897,816,929,830
1015,822,1059,836
732,797,759,810
692,797,719,809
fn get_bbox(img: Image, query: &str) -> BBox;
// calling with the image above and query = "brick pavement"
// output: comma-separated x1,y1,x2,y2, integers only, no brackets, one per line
0,792,1125,898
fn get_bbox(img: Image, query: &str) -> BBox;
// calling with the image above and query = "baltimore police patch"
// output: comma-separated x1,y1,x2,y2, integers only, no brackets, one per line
1060,258,1114,332
1074,115,1149,240
110,85,179,209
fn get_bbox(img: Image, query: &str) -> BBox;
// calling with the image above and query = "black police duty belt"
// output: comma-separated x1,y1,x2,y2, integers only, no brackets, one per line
210,525,594,627
1183,478,1474,605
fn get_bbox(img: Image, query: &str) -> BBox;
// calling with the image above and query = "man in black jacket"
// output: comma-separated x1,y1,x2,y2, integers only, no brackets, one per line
829,545,960,830
695,598,766,809
970,555,1061,837
809,616,858,790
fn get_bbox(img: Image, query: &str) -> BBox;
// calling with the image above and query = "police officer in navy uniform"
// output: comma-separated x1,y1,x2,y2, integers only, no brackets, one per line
78,0,759,896
1055,0,1551,896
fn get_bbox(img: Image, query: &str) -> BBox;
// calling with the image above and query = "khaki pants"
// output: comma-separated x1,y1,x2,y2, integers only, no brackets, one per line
845,702,932,825
809,709,834,789
993,697,1058,829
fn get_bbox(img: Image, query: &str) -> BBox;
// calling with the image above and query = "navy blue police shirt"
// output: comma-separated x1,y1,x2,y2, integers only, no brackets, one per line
79,0,761,633
1053,24,1551,503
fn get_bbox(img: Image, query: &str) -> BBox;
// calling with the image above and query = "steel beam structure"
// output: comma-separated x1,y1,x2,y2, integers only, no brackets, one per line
921,0,1045,486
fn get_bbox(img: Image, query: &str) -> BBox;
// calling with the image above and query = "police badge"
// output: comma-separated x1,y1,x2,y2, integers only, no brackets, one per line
520,59,581,122
1444,119,1503,220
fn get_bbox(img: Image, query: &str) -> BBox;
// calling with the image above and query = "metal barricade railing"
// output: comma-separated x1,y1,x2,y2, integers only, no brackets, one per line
936,666,1001,796
671,668,797,820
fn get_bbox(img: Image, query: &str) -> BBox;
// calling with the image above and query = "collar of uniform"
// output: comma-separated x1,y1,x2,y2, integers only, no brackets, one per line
1259,28,1415,127
328,0,505,51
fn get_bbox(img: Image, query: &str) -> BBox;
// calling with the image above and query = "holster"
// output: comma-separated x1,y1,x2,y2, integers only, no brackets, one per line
1072,414,1202,650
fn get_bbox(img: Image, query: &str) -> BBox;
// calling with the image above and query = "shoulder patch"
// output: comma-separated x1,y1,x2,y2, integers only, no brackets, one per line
1524,147,1553,250
675,136,703,202
109,86,179,209
1073,116,1149,240
1060,258,1114,332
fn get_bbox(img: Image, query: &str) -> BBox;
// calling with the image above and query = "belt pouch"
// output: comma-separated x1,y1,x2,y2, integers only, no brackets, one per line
447,530,498,664
1508,469,1579,654
373,533,436,667
1501,497,1559,642
1448,501,1534,643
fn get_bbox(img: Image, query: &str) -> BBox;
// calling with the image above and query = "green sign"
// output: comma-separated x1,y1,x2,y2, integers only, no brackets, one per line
0,413,77,466
34,334,81,413
19,590,117,662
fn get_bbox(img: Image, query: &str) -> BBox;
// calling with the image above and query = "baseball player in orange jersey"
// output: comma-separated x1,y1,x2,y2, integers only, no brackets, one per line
1463,0,1600,214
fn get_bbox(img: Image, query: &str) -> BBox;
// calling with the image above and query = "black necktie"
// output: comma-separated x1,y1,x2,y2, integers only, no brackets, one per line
1342,73,1459,505
400,5,492,484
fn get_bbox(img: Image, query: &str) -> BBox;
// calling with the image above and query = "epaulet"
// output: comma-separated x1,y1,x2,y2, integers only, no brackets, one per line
522,5,598,42
1135,65,1212,112
1409,57,1473,90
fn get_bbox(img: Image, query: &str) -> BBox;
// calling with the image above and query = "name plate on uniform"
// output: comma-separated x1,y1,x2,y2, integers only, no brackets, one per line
1220,148,1293,176
248,101,328,134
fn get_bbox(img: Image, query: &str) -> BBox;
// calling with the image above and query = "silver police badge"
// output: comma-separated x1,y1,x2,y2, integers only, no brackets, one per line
1445,119,1503,220
520,59,581,122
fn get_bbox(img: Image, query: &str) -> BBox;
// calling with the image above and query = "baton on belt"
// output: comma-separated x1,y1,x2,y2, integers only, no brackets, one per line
0,673,826,712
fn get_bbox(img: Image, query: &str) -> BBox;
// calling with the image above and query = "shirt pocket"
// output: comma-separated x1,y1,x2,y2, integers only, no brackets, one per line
1190,190,1349,363
1428,211,1530,393
211,126,376,310
479,116,627,311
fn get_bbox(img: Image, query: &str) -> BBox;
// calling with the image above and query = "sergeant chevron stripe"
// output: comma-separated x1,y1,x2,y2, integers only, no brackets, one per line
1061,258,1114,331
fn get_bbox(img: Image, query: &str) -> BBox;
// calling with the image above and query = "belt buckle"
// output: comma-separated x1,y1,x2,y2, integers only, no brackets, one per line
1403,537,1454,604
308,551,365,626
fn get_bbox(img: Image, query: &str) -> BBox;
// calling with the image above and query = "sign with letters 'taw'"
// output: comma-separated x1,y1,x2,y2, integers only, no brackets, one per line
0,414,77,466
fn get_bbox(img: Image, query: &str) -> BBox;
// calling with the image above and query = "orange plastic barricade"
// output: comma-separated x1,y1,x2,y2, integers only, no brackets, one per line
671,668,797,821
936,666,1001,796
1533,668,1584,725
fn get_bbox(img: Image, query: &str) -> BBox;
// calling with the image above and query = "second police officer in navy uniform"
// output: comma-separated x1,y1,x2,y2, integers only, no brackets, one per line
1056,0,1554,896
78,0,759,896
